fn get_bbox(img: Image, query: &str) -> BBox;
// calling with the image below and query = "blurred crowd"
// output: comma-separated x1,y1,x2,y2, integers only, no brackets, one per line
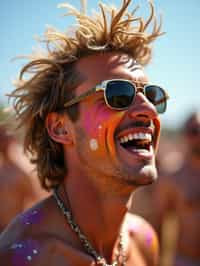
0,114,49,233
0,110,199,266
131,111,200,266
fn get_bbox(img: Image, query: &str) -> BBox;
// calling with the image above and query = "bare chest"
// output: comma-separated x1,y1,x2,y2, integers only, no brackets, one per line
175,168,200,208
36,240,147,266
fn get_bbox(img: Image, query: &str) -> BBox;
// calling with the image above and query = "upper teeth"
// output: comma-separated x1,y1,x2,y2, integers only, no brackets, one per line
119,133,152,144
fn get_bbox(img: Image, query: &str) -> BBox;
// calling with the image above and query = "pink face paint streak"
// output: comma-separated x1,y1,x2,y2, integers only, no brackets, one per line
82,100,125,160
83,101,115,137
11,239,40,266
83,102,116,156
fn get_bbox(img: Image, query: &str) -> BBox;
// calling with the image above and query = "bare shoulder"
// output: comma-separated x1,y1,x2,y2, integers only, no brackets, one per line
0,233,75,266
0,196,64,266
0,196,89,266
125,213,159,266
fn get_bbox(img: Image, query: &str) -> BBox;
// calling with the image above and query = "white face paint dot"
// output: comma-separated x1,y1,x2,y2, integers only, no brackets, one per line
89,139,98,151
98,125,102,129
27,255,32,261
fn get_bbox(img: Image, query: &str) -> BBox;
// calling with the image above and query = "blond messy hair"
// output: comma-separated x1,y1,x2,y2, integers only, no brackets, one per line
10,0,163,190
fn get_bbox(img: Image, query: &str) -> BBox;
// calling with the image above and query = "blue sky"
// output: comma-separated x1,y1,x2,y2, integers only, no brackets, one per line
1,0,200,129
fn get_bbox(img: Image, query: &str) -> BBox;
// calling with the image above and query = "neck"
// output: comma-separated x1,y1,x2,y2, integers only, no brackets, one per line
59,173,134,261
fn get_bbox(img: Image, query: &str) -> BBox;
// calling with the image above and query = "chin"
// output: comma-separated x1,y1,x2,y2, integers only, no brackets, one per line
137,164,158,185
122,163,158,187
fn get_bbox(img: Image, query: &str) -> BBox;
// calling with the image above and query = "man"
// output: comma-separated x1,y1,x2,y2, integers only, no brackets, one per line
155,111,200,266
0,0,168,265
0,125,49,233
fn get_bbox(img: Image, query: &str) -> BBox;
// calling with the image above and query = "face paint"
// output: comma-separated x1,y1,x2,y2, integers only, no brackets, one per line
145,231,153,246
11,239,40,266
20,209,42,226
83,99,125,159
106,112,125,163
145,230,158,253
82,101,114,137
89,138,99,151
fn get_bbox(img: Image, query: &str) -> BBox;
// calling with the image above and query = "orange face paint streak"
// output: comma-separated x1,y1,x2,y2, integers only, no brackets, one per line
83,100,125,157
96,124,107,156
106,112,125,164
153,117,161,154
92,113,124,157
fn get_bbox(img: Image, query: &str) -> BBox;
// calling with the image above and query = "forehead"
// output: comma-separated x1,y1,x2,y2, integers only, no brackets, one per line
76,52,148,85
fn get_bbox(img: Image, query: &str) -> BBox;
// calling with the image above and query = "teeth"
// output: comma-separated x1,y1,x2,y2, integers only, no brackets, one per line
128,134,133,141
124,136,129,142
119,132,152,144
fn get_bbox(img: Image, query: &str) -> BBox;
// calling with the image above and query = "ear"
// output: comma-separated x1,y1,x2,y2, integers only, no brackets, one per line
45,112,74,145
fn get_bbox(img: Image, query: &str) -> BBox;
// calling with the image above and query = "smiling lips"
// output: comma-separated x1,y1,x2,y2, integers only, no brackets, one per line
117,127,154,154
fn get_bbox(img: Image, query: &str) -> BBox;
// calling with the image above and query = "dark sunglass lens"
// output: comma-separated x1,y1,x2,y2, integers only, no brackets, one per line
145,85,167,114
106,81,135,109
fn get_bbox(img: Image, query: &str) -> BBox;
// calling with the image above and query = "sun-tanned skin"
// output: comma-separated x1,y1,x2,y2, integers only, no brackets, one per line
156,112,200,266
0,128,49,233
0,1,165,264
0,52,160,265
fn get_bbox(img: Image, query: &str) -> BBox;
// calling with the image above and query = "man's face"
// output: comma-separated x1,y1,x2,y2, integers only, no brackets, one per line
69,52,161,188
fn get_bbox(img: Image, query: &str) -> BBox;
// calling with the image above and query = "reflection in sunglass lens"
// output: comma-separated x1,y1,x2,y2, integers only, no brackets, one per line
106,81,135,109
145,85,167,114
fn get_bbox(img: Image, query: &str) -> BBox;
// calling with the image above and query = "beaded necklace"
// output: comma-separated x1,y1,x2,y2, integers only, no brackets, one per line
53,187,126,266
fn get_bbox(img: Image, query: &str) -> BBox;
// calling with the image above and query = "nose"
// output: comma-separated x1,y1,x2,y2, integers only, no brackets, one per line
128,92,158,120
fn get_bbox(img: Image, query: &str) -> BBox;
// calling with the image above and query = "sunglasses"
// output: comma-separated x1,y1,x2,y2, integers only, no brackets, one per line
64,79,169,114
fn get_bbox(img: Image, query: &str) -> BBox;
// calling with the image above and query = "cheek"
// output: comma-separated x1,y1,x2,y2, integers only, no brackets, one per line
82,103,114,137
81,103,124,155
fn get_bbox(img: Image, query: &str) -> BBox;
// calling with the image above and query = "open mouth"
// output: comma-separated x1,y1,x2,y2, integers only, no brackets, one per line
117,130,154,156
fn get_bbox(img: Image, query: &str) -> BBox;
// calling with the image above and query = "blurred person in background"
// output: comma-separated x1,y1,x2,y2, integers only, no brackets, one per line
155,111,200,266
129,157,163,232
0,124,49,233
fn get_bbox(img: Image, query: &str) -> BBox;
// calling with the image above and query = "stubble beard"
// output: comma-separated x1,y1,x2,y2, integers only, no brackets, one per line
75,129,158,194
113,161,158,187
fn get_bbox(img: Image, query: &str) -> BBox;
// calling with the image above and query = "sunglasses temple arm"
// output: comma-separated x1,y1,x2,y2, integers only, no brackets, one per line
64,87,97,108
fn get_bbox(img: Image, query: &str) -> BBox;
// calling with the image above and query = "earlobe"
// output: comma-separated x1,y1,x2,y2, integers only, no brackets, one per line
45,112,74,145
